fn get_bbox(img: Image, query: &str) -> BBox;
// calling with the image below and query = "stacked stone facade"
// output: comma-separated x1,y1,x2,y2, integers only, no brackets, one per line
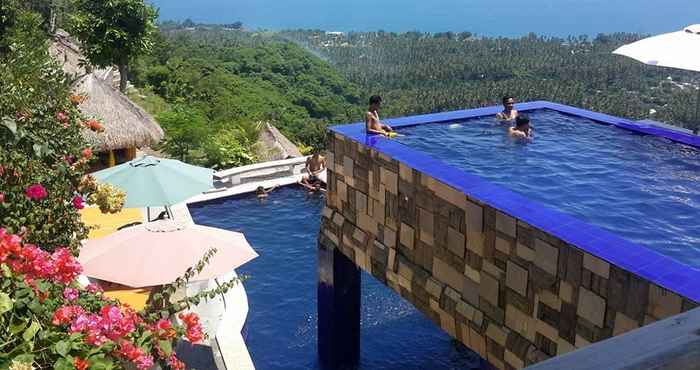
319,132,699,369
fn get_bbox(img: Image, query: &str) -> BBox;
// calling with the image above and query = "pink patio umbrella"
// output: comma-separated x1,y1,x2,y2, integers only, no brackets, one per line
79,220,258,288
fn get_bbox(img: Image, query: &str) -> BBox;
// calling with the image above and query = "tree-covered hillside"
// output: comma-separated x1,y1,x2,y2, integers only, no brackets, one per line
132,28,364,154
281,30,698,129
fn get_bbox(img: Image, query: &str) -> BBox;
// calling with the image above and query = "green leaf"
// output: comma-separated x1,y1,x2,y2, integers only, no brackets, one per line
0,293,12,314
54,340,70,357
0,264,11,278
11,354,34,365
1,118,17,135
158,339,173,356
22,321,40,342
87,355,114,370
9,320,27,335
54,357,74,370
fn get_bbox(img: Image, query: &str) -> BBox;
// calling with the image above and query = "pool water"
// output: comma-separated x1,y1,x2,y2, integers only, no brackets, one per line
395,109,700,266
189,186,482,370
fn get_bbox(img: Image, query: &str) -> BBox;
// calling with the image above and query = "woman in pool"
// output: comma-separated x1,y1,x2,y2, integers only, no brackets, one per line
508,115,532,139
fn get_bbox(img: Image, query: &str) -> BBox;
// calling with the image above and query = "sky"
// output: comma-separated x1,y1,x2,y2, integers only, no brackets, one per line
148,0,700,37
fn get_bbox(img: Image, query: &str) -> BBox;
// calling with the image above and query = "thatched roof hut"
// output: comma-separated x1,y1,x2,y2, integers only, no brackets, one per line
74,74,164,152
49,30,163,165
255,122,303,161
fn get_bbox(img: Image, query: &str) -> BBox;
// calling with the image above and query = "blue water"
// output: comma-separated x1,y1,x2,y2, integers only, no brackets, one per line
395,110,700,266
189,186,482,370
148,0,700,37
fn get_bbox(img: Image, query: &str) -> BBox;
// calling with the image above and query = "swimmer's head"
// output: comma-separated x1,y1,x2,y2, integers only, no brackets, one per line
369,95,382,108
256,186,265,195
515,115,530,130
502,95,515,108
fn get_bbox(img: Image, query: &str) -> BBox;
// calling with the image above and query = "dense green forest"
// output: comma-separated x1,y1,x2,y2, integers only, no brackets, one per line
281,30,699,129
130,27,364,164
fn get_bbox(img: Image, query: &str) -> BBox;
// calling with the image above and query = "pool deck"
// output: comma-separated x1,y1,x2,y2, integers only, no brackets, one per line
329,101,700,304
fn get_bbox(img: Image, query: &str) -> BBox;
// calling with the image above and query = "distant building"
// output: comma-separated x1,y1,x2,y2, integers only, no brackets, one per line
325,31,345,36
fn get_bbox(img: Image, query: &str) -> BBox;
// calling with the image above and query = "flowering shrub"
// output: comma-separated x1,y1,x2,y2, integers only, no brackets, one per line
0,229,204,369
0,12,92,253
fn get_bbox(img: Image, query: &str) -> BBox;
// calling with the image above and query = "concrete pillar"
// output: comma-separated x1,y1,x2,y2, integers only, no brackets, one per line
317,243,361,370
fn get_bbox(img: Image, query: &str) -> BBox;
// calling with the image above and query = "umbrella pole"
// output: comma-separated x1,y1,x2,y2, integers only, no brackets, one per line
694,88,700,135
147,207,151,222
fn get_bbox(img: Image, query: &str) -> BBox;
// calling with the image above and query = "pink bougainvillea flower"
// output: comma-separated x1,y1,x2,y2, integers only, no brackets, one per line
72,195,85,210
56,111,69,123
25,184,47,201
63,287,79,302
86,283,103,294
0,192,4,203
167,354,186,370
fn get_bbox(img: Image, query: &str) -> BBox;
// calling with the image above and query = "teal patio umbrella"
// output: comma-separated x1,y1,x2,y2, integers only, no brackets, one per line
93,155,213,218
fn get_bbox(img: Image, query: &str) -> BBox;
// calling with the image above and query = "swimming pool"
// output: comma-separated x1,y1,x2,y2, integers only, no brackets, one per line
394,109,700,267
188,186,483,370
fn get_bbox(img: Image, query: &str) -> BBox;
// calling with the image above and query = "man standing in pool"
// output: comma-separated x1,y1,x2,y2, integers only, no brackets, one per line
496,96,519,121
509,115,533,139
366,95,394,136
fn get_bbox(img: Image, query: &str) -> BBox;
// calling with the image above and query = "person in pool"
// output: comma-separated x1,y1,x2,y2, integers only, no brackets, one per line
496,96,519,121
509,115,532,139
299,179,326,194
256,185,277,200
365,95,394,136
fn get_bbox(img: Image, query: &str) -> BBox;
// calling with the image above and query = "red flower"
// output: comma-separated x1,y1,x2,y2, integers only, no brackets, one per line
82,148,93,159
154,318,177,339
178,312,205,343
52,305,85,326
72,195,85,210
0,192,4,203
74,357,89,370
25,184,47,201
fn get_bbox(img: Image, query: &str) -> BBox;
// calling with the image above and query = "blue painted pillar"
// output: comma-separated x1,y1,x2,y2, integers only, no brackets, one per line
318,244,361,370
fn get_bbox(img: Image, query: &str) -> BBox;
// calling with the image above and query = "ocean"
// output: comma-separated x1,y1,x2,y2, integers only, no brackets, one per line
148,0,699,37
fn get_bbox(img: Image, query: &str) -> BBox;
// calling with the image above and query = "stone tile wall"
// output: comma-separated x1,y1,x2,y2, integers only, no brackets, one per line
319,132,699,369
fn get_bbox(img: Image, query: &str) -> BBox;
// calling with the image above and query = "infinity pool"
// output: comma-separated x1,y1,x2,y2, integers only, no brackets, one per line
189,186,482,370
395,109,700,266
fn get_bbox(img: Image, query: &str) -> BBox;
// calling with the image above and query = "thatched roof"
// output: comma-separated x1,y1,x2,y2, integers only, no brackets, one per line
75,74,164,151
255,122,302,161
49,30,163,151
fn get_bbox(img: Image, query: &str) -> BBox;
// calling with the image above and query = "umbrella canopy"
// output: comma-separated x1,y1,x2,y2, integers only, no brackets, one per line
79,220,258,287
613,24,700,132
93,155,213,208
613,24,700,72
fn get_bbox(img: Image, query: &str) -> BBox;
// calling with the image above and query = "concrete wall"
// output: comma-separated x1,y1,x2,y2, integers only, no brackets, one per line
319,132,699,369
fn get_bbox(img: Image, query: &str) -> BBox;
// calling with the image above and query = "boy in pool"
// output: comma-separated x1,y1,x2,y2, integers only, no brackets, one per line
256,185,277,200
508,115,532,139
366,95,394,136
496,96,519,121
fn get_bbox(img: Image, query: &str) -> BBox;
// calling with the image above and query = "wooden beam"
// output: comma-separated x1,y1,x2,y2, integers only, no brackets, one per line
108,150,116,167
526,307,700,370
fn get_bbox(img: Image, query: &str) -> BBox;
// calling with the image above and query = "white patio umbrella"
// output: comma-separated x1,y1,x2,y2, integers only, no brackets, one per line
613,24,700,133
